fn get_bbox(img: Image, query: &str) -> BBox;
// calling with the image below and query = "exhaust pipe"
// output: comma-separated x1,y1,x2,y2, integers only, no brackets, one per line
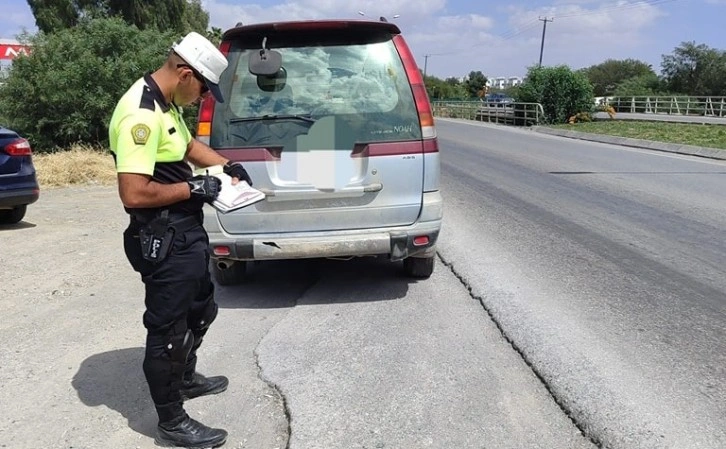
217,260,231,270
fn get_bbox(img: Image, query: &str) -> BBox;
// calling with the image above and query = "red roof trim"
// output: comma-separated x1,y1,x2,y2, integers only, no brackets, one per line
223,20,400,39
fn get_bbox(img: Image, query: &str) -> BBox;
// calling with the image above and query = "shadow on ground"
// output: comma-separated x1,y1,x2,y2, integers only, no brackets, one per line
72,347,156,438
0,220,36,231
71,258,415,438
215,257,415,309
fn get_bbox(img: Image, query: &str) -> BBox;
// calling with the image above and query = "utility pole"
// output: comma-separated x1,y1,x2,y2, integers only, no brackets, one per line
422,53,446,78
538,17,553,67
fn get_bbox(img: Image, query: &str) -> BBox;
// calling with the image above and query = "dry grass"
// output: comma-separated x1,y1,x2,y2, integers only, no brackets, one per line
33,145,117,188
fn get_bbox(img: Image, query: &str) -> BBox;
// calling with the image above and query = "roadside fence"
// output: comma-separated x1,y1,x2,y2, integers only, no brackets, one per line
598,96,726,118
431,101,544,126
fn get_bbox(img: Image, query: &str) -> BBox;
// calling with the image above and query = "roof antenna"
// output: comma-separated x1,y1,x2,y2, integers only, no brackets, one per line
235,21,244,27
379,16,388,22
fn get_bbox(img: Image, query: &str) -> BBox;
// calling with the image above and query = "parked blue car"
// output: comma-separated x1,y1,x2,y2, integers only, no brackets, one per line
0,127,39,224
483,93,514,105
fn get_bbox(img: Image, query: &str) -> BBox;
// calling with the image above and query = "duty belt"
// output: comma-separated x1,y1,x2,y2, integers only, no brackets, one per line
130,210,202,234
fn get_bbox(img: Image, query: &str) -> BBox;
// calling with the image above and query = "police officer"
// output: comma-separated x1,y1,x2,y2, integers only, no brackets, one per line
108,32,252,448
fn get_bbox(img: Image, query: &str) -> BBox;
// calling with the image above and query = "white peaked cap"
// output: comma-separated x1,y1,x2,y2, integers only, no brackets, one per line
173,32,229,102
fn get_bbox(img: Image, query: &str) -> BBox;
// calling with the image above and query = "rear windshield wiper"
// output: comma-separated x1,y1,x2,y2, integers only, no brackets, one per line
229,114,316,124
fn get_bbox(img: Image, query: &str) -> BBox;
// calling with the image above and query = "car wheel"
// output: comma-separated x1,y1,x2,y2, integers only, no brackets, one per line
403,255,435,279
211,260,247,286
0,205,27,225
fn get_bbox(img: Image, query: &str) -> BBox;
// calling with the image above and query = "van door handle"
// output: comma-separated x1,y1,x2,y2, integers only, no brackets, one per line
259,183,382,198
362,182,383,192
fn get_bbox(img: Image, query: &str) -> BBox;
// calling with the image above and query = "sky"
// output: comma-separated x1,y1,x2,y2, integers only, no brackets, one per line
2,0,725,79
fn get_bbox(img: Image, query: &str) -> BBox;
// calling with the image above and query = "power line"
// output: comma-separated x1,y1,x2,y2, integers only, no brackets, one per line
420,0,682,75
494,0,679,41
554,0,680,19
420,19,541,63
422,53,451,77
500,19,541,41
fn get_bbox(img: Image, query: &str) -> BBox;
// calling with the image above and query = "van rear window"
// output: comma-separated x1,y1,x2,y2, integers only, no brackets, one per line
210,39,422,149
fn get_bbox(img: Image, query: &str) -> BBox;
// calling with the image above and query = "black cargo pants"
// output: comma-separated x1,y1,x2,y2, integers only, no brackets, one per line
123,212,218,423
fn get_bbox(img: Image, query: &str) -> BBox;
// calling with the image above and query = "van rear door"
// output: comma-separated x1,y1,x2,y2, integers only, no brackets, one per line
208,22,425,234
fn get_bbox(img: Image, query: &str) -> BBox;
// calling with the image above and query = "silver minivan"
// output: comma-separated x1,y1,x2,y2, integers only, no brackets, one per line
196,19,442,284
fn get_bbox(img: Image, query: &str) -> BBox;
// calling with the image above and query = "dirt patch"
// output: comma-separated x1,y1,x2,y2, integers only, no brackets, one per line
0,186,289,448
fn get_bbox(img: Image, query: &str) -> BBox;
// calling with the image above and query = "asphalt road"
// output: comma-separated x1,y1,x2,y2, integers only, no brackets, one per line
1,190,591,445
436,118,726,448
1,120,724,449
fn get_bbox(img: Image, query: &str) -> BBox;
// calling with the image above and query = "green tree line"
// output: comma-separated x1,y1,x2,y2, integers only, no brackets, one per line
26,0,211,35
0,0,220,151
425,41,726,124
426,41,726,101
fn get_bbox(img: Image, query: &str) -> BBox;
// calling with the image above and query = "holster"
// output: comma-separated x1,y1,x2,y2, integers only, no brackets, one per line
139,210,174,264
135,210,202,264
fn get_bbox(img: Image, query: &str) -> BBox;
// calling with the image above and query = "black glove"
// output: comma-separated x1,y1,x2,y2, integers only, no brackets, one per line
187,174,222,203
223,161,253,186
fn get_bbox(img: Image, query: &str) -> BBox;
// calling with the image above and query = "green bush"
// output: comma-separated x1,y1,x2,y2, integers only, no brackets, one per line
0,17,176,151
517,65,594,124
612,73,663,97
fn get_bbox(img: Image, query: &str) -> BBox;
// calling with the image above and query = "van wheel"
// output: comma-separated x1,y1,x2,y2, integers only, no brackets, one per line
403,255,435,278
212,260,247,286
0,205,27,225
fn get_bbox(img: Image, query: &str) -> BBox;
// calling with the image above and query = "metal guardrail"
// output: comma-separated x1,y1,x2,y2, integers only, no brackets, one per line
431,101,544,126
600,96,726,118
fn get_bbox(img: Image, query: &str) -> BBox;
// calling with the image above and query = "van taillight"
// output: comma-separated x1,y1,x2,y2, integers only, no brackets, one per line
5,138,32,156
393,35,436,138
196,97,215,142
412,84,434,128
196,40,232,144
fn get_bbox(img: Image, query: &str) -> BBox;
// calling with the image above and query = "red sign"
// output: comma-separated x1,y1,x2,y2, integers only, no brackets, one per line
0,44,31,60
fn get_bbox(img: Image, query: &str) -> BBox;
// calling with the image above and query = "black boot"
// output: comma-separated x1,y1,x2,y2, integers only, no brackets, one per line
156,416,228,448
180,372,229,401
154,402,227,448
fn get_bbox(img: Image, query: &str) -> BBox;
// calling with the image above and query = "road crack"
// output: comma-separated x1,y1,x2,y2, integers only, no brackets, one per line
252,274,321,449
254,348,292,449
437,252,604,449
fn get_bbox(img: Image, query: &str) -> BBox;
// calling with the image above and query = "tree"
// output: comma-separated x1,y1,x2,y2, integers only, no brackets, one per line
517,65,594,124
423,74,467,100
464,71,487,99
183,0,211,36
612,73,663,97
579,59,655,97
660,42,726,96
26,0,79,33
205,27,223,46
26,0,209,34
107,0,186,32
444,77,469,99
0,17,174,151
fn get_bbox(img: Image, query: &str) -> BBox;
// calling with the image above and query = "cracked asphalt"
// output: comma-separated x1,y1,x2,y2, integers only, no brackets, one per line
4,118,725,448
1,185,594,449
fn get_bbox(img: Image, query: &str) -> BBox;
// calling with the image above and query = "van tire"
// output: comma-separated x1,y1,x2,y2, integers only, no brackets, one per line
0,205,27,225
403,255,434,278
212,260,247,285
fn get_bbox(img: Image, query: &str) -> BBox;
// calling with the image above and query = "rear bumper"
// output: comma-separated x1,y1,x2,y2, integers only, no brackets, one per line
205,191,442,262
0,188,39,209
